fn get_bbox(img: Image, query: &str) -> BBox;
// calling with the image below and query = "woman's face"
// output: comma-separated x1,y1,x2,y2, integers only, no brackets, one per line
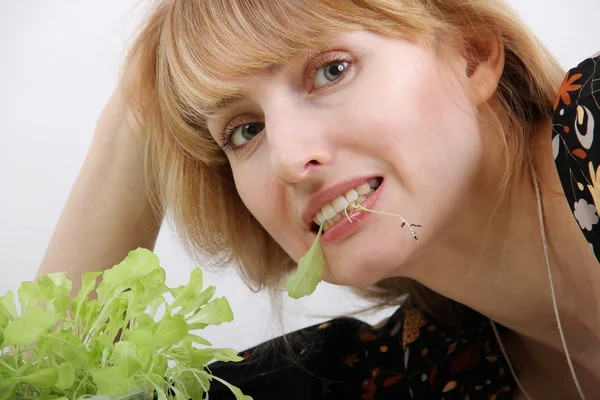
207,30,491,288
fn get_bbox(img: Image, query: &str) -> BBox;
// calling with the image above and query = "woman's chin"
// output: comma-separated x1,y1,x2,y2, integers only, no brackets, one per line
321,261,397,289
321,240,417,288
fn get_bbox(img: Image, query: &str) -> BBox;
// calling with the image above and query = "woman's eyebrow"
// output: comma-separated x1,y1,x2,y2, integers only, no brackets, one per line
209,63,285,114
208,94,246,118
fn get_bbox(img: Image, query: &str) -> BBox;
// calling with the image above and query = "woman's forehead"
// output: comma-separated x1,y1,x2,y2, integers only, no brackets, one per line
165,1,424,124
167,4,369,97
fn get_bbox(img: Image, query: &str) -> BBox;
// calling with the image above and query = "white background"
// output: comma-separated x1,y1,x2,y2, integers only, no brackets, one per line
1,0,599,352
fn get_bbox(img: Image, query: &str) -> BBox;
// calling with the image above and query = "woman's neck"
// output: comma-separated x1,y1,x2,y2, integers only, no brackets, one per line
523,123,600,368
508,127,600,394
409,120,600,388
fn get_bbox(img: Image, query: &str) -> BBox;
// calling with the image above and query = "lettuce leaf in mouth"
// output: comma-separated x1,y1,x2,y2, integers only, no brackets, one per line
284,225,325,299
0,248,252,400
283,203,421,300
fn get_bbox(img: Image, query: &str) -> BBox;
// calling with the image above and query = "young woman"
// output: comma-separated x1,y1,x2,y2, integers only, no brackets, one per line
38,0,600,398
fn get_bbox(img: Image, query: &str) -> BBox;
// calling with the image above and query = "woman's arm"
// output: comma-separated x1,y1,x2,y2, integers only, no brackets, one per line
37,82,163,286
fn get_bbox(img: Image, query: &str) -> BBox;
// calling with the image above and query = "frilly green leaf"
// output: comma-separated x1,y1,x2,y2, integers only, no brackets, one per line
90,367,137,397
18,281,39,315
4,307,58,345
95,248,161,305
186,297,233,326
0,290,17,322
151,314,189,351
113,341,141,378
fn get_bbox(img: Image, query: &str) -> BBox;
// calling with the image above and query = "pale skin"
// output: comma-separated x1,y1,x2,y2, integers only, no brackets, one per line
206,31,600,398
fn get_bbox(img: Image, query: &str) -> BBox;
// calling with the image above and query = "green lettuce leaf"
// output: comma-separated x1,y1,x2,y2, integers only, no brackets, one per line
0,291,17,322
176,371,206,400
0,379,17,400
38,272,72,300
4,307,58,345
186,297,233,326
55,362,75,390
151,314,189,351
187,333,212,346
131,268,168,310
21,367,59,388
18,281,40,314
205,373,253,400
197,348,243,363
113,341,141,378
72,271,102,320
284,226,325,299
95,248,161,305
90,367,137,397
170,268,204,310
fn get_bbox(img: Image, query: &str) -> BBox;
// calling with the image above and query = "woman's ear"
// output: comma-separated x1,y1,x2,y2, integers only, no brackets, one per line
466,38,505,107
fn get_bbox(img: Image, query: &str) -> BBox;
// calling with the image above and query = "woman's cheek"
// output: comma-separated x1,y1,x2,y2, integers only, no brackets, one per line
234,165,304,258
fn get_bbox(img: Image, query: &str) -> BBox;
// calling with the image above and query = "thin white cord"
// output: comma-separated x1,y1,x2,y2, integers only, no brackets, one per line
492,172,585,400
532,174,586,399
491,319,533,400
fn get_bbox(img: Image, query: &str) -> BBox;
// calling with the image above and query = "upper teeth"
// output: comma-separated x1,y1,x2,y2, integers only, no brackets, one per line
313,179,381,228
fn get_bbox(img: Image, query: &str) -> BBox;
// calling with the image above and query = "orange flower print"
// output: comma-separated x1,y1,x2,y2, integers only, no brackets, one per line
360,331,377,343
554,72,582,110
382,375,404,388
342,353,360,368
449,346,481,374
429,365,438,387
572,149,588,159
361,368,380,400
402,308,427,349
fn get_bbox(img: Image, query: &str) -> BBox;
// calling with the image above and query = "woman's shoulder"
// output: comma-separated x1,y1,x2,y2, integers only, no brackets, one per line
208,305,514,399
552,52,600,260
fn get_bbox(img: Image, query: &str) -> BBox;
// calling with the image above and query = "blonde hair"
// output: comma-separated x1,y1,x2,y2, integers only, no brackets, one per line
123,0,564,324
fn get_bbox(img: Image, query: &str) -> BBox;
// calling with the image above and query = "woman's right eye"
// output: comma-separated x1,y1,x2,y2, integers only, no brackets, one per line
226,122,265,149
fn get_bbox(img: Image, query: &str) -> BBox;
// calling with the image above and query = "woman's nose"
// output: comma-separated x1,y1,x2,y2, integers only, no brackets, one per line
266,107,332,185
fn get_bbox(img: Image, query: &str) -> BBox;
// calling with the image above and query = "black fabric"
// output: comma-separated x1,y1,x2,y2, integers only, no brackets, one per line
552,52,600,259
209,53,600,400
209,308,513,399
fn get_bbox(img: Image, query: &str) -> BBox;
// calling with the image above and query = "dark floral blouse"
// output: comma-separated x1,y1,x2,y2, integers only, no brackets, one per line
209,53,600,400
553,52,600,259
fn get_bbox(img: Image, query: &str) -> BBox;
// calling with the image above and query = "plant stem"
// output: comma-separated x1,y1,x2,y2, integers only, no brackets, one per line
0,357,17,373
350,203,421,243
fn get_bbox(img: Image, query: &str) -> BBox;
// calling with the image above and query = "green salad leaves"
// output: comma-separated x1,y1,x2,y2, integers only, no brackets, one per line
0,248,251,400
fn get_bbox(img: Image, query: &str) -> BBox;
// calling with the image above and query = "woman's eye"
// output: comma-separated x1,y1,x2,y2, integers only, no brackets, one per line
229,122,265,148
313,61,349,89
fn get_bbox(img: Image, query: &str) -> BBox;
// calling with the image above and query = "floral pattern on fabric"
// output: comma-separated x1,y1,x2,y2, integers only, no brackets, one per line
209,307,514,399
553,53,600,258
